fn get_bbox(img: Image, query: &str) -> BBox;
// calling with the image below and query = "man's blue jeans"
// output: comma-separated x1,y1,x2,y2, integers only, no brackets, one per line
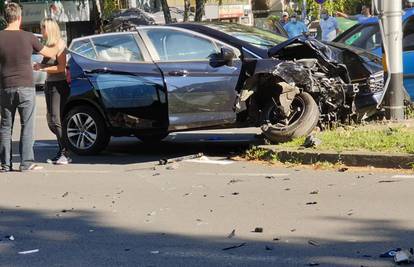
0,87,36,170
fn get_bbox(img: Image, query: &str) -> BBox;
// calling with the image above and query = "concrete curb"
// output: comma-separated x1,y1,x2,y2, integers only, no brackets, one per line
259,145,414,169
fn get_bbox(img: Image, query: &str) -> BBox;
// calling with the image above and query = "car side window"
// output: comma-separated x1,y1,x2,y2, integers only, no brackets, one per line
344,24,382,51
403,16,414,51
71,39,97,60
91,34,144,62
145,29,220,61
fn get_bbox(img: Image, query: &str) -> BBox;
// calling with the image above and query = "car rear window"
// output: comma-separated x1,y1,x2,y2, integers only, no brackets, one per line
71,39,97,60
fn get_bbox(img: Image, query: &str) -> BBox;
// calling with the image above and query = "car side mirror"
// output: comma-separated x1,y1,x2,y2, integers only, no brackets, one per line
221,47,235,66
209,47,235,68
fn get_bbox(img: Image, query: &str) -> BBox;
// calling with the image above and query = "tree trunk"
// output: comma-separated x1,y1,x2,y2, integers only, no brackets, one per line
183,0,190,21
91,0,103,33
160,0,172,24
195,0,205,22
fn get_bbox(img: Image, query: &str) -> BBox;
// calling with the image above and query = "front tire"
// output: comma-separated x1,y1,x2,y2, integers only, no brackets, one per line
63,105,110,155
261,92,320,143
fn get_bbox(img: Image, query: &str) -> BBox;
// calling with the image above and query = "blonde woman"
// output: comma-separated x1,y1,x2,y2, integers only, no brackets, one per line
34,18,71,164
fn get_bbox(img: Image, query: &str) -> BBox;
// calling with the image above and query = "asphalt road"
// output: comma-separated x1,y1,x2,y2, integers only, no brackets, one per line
0,93,413,267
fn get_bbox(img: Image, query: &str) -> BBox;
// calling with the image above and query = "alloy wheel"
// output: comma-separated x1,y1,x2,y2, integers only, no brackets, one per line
66,113,97,150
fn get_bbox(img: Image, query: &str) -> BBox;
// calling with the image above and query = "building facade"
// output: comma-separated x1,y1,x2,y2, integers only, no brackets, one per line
19,0,94,43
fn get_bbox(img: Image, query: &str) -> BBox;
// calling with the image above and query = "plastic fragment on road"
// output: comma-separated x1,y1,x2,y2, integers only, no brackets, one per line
159,153,204,165
265,245,273,250
227,229,236,239
4,235,14,241
62,192,69,198
18,249,39,255
166,163,179,170
308,240,319,246
394,249,414,264
222,242,246,251
306,202,318,205
253,227,263,233
380,248,401,258
338,167,349,172
303,135,322,148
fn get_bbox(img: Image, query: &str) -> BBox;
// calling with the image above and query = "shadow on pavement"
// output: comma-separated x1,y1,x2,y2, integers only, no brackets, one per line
0,206,411,266
23,132,264,166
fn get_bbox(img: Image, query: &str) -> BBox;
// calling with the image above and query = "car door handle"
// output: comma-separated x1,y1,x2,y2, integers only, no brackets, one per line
168,70,189,77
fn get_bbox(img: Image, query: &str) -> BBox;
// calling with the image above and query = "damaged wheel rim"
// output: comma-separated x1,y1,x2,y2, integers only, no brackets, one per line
266,96,306,130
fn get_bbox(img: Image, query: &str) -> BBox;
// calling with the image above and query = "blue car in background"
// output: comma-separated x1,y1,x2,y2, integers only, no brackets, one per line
333,8,414,99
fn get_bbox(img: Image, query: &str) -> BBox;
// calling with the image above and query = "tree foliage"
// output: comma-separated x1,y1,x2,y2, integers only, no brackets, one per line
295,0,371,17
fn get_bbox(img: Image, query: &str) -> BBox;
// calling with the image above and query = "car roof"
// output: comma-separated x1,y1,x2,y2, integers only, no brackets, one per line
359,7,414,24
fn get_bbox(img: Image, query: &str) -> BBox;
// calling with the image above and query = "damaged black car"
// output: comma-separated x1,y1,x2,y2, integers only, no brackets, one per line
66,23,385,154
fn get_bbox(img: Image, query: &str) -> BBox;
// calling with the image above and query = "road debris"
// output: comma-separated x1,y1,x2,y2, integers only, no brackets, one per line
309,190,319,195
186,156,234,165
62,192,69,198
222,242,246,251
303,135,322,148
378,180,400,183
147,211,156,216
306,202,318,205
61,208,74,213
307,263,320,266
380,248,401,258
166,163,179,170
308,240,319,246
273,238,280,241
159,153,203,165
231,192,240,196
265,176,276,179
338,167,349,172
152,173,160,176
5,235,15,241
18,249,39,255
290,229,296,232
227,179,243,185
394,249,414,264
150,250,160,254
227,229,236,239
265,245,273,251
253,227,263,233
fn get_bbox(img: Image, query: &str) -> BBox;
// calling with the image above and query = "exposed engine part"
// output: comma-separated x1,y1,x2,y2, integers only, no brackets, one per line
278,82,300,117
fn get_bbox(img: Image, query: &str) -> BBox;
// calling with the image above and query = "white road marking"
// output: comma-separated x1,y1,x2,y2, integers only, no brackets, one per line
185,159,234,165
196,172,290,177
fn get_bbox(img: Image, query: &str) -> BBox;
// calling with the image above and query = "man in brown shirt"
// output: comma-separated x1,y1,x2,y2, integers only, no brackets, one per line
0,3,58,172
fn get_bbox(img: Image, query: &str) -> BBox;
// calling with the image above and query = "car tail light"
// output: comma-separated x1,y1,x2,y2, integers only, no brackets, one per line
66,66,71,85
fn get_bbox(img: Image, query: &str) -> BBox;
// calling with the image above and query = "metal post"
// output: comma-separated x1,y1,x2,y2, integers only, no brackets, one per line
382,0,405,120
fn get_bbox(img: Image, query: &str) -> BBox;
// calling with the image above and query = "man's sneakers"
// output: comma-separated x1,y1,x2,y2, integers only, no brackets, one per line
47,154,72,165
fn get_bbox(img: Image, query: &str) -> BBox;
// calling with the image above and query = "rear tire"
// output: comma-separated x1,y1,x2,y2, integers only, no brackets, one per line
261,92,320,143
63,105,110,155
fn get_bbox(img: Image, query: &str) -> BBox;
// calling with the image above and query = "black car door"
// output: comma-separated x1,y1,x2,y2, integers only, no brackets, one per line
69,33,168,130
139,27,242,130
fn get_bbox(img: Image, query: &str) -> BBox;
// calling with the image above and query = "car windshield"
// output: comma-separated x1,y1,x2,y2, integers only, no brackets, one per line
204,23,287,49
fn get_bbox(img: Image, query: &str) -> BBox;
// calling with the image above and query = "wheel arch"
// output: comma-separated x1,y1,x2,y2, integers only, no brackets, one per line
63,99,110,127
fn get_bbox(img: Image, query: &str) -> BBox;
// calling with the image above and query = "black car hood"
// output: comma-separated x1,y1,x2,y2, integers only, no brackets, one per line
268,35,382,66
